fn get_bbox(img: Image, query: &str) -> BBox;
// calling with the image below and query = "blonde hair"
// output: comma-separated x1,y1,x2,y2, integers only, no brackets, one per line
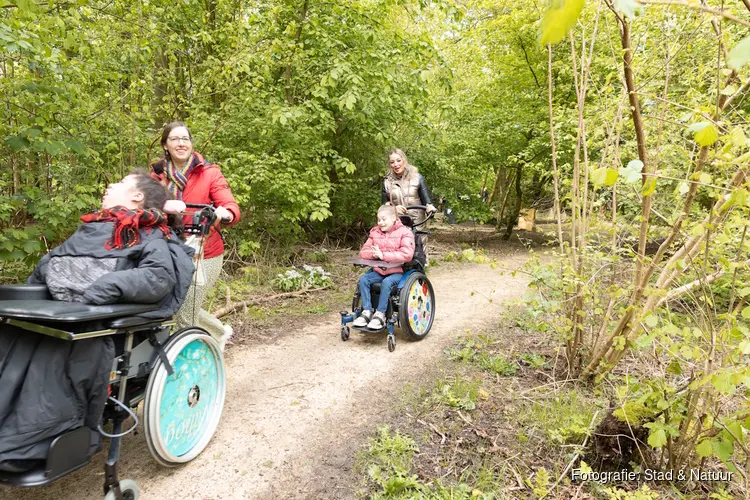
377,204,397,218
386,148,417,181
388,148,408,167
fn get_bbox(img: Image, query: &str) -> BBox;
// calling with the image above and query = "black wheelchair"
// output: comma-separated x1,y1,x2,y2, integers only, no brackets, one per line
0,203,227,500
339,205,436,352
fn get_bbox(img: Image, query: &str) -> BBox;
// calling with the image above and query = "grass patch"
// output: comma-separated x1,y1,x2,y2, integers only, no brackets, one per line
445,334,519,376
516,390,601,446
306,304,330,314
429,378,481,411
356,324,613,499
357,426,425,498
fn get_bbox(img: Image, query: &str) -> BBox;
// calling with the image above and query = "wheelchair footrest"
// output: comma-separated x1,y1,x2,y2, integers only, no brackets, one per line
0,427,98,487
351,325,386,333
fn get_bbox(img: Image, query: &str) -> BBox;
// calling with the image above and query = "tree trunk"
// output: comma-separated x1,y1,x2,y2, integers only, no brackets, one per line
503,165,522,240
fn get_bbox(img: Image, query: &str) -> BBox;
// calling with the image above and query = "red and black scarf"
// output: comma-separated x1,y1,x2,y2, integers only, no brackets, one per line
81,206,171,249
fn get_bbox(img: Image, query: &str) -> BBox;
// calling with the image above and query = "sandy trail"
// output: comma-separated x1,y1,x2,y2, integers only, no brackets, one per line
5,254,532,500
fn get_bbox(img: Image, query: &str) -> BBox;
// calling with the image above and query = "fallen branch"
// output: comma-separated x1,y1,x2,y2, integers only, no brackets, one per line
213,286,331,319
656,259,750,308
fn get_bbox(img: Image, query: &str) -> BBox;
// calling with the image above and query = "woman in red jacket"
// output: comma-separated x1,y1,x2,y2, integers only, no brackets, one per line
151,121,240,350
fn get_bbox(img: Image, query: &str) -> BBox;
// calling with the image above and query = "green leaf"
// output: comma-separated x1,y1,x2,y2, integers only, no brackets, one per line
644,314,658,328
678,182,690,195
540,0,585,45
642,178,656,196
728,127,747,148
741,306,750,319
3,135,30,151
713,438,734,461
730,188,749,208
696,439,713,458
344,93,357,110
590,167,607,188
686,122,710,134
22,239,39,254
711,373,735,395
727,35,750,70
695,123,718,147
613,0,641,17
647,428,667,449
619,160,642,184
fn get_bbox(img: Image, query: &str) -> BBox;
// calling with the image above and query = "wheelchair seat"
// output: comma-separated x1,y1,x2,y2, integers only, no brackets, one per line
0,295,163,339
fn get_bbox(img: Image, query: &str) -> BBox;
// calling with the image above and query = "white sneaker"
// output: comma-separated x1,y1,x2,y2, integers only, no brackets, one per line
353,310,372,327
367,311,386,330
219,323,233,352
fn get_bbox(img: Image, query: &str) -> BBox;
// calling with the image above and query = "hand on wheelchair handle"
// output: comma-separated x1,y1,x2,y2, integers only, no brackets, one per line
213,206,234,224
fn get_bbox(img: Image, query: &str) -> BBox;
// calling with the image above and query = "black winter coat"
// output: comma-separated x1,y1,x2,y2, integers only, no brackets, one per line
27,221,195,319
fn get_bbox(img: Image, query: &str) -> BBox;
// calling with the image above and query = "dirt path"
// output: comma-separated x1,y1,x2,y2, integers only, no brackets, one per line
6,253,533,500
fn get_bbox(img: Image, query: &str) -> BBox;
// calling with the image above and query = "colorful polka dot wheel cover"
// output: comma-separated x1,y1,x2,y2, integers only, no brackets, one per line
407,278,432,335
158,340,219,457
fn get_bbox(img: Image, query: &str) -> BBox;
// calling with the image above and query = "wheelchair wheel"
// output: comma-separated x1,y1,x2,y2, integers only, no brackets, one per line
104,479,138,500
143,328,226,467
399,272,435,340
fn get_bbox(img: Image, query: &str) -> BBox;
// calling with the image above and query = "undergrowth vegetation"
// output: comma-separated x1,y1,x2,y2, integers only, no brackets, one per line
357,307,743,498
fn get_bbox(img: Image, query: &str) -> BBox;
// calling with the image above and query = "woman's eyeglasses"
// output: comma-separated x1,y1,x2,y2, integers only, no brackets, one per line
167,136,192,143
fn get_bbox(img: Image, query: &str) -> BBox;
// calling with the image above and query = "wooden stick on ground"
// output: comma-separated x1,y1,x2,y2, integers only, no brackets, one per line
213,286,331,319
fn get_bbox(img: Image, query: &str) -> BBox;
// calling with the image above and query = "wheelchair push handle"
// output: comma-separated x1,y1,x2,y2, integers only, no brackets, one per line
163,202,231,236
183,203,233,223
402,205,436,227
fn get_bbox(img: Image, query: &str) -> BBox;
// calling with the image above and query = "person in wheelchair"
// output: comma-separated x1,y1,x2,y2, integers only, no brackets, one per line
0,171,194,473
352,205,415,330
27,170,193,308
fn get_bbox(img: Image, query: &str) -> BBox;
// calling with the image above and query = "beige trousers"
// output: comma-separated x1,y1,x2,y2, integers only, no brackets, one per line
175,255,229,347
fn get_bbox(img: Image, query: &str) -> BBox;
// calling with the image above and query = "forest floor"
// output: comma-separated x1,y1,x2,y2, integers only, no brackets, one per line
7,221,549,500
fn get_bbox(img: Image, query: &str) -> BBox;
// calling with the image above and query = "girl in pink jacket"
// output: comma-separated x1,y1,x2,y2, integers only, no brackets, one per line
354,205,416,329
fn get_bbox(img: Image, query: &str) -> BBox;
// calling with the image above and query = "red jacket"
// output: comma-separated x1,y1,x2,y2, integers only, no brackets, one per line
359,220,415,275
151,153,240,259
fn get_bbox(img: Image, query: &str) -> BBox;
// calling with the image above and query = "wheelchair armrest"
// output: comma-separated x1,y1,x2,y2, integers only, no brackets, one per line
349,258,403,270
0,300,161,322
0,284,53,301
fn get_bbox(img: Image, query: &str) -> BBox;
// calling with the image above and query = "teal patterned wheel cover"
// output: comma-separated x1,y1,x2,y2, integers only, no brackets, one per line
407,277,432,336
158,340,219,457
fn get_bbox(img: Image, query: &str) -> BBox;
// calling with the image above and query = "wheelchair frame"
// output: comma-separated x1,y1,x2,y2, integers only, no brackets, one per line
0,203,229,500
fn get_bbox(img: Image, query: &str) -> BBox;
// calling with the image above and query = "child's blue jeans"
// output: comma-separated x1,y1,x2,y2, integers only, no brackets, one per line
359,270,402,313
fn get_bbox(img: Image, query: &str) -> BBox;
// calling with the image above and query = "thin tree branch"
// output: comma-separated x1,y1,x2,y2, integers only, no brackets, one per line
636,0,750,28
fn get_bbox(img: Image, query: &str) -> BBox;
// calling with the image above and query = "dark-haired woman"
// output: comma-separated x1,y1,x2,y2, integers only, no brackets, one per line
28,170,194,310
151,121,240,350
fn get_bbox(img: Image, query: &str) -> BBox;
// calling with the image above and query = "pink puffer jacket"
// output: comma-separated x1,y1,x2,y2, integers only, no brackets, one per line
359,219,415,275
